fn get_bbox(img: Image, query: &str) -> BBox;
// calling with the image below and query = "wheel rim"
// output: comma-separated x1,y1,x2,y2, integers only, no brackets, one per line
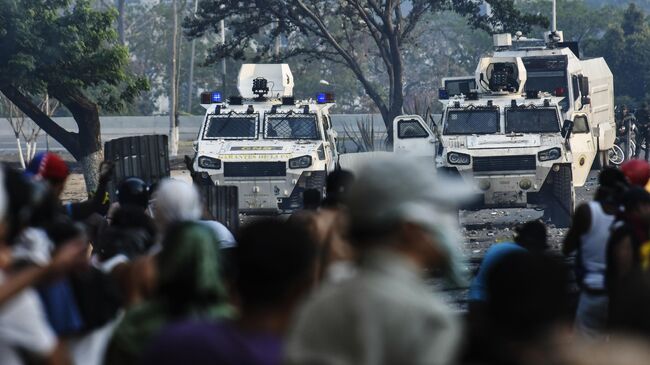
609,145,624,165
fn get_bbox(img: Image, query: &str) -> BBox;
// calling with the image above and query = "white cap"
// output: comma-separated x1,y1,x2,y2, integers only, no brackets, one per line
151,179,202,228
346,155,472,284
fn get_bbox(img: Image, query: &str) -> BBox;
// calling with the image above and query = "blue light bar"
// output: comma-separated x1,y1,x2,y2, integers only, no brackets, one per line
211,92,222,103
438,88,449,100
317,92,335,104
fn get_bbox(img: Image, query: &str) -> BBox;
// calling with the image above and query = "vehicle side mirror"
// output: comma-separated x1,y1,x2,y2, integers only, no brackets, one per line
581,95,591,105
561,119,574,139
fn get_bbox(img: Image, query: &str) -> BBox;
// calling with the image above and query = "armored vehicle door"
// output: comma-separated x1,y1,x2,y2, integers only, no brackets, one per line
322,114,338,168
393,115,437,159
569,113,596,186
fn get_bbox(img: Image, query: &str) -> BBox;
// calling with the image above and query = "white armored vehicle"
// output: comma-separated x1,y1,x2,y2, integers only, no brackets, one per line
192,64,338,213
393,28,615,227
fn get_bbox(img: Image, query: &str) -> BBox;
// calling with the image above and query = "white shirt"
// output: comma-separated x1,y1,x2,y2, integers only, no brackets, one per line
579,201,615,290
0,272,57,365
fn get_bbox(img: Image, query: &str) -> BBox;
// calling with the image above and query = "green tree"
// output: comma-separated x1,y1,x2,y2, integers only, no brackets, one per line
517,0,620,43
186,0,547,141
0,0,148,191
584,3,650,104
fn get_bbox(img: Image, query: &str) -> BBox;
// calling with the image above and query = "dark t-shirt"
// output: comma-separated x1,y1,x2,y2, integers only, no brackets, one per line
142,320,282,365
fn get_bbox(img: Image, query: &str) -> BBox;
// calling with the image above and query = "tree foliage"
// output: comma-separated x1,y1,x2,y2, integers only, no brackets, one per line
584,3,650,105
0,0,148,190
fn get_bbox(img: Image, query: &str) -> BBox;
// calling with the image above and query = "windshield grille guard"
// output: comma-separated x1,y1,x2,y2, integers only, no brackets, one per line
202,112,259,140
505,107,560,134
263,112,320,140
444,108,500,135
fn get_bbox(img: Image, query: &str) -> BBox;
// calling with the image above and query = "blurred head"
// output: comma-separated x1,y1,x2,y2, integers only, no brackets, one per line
156,221,227,314
151,179,202,231
621,160,650,187
26,152,69,197
4,166,52,244
596,167,629,207
623,187,650,220
302,189,322,211
622,105,629,113
486,252,569,343
116,177,150,210
96,206,156,260
46,217,86,247
234,218,318,313
322,169,354,208
345,156,469,283
513,220,548,252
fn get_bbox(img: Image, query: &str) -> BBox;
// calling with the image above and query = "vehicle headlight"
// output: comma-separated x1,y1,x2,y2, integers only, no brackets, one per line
198,156,222,169
289,155,312,169
538,148,562,162
447,152,471,165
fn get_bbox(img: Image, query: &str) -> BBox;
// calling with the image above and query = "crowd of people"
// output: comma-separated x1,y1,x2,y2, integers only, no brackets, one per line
3,151,650,364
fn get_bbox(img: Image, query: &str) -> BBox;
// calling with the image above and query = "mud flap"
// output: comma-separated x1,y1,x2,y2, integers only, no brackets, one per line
541,164,575,228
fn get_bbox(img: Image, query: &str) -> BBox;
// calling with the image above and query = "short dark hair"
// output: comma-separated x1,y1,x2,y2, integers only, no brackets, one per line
234,218,318,311
323,169,354,207
514,220,547,250
302,189,322,210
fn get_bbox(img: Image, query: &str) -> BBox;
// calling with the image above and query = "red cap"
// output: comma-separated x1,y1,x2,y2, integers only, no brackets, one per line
26,152,70,183
621,159,650,187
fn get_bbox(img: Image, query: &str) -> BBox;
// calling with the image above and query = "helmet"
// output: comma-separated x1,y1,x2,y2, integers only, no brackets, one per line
621,159,650,187
116,177,150,208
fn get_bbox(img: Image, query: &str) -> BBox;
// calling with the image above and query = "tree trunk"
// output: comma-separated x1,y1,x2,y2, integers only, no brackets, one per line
1,85,102,192
16,138,25,169
53,88,103,193
187,0,199,112
169,0,179,156
117,0,126,45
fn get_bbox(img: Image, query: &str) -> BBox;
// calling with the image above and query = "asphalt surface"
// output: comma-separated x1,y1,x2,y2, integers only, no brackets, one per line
439,171,599,310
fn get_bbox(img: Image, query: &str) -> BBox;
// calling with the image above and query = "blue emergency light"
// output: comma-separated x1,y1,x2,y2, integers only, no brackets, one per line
200,91,223,104
317,92,335,104
438,88,449,100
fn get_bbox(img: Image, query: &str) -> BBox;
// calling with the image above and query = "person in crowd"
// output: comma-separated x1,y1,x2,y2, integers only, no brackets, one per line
479,252,570,365
26,152,114,220
563,167,629,338
104,221,232,365
0,165,88,365
619,105,636,161
635,102,650,161
621,159,650,188
463,221,547,363
141,218,318,365
302,188,322,211
468,220,548,304
150,179,202,242
606,187,650,336
284,156,467,365
290,169,356,283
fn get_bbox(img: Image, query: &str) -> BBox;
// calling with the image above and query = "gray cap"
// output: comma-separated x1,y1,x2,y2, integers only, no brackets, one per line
346,155,472,284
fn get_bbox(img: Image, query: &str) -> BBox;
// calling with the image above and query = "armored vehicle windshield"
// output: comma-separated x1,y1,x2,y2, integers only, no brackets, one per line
505,108,560,133
444,109,499,135
263,113,320,140
203,113,258,139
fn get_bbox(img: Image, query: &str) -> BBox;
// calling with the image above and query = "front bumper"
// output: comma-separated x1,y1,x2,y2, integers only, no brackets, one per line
196,169,326,213
445,164,556,209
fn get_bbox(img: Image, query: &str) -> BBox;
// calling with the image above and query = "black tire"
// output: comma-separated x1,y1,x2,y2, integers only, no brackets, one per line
541,164,575,228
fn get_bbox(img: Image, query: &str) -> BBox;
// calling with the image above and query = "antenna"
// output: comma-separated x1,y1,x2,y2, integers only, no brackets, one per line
552,0,557,32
